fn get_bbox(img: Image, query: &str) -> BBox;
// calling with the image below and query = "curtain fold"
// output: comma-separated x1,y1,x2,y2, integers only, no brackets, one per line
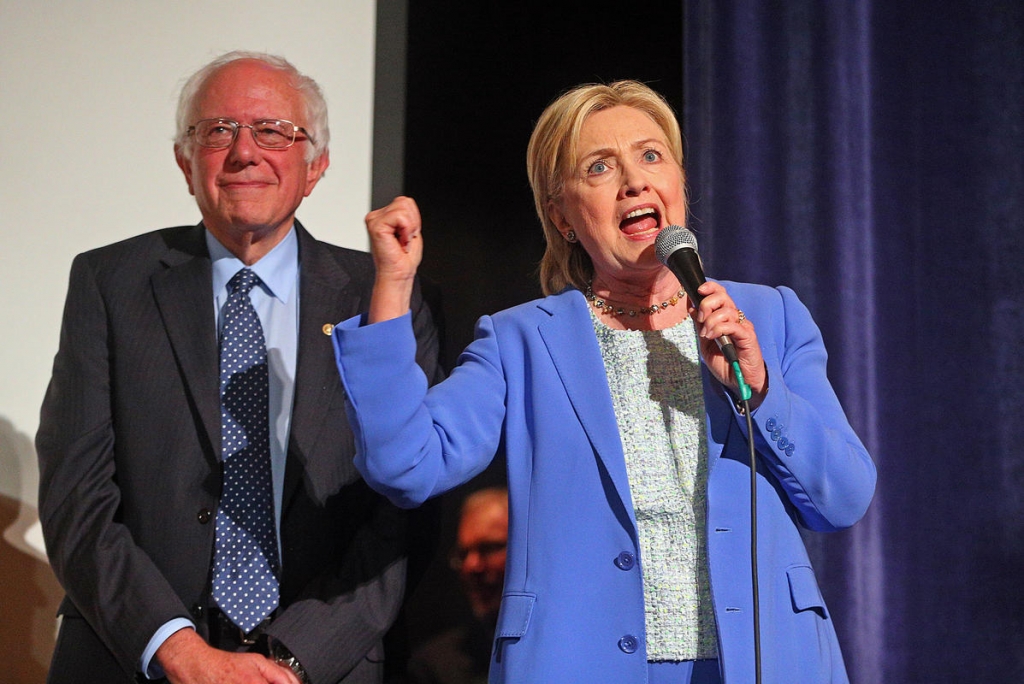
683,2,1024,681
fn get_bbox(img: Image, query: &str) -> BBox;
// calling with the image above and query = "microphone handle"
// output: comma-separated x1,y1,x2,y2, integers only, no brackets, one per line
672,256,740,364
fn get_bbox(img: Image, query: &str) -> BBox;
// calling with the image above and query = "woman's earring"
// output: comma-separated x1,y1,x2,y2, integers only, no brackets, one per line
565,230,577,243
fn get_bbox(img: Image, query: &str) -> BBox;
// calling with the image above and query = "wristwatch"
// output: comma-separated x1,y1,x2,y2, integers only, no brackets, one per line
271,642,311,684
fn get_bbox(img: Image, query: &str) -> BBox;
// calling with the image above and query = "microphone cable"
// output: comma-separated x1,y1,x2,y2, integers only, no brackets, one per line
732,361,762,684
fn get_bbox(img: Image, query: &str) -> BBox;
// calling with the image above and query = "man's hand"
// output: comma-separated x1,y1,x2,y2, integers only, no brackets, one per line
156,628,301,684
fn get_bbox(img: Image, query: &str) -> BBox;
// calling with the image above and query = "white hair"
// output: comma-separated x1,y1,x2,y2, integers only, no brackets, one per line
174,50,330,163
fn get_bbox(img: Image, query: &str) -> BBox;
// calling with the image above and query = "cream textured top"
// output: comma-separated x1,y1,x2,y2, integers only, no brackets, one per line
591,309,718,660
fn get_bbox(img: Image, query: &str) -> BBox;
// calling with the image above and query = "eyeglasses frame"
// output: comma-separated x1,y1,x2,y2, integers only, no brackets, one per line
186,117,315,150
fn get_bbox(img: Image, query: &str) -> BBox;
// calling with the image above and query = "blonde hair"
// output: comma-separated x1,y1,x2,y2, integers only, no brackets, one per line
526,81,685,295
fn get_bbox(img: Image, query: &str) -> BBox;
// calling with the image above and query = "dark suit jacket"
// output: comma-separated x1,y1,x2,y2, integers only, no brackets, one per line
36,222,443,683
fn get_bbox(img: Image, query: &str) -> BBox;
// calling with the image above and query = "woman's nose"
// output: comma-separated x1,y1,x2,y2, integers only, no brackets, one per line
619,162,648,196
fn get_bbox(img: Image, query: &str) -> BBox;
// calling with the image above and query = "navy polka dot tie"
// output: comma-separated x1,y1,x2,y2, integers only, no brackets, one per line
212,268,280,633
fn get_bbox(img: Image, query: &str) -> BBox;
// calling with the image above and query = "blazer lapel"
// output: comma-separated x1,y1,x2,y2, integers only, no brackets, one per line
537,291,638,532
151,225,221,464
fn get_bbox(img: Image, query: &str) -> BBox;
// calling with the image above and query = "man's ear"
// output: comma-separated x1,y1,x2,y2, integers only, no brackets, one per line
303,151,330,197
174,145,196,196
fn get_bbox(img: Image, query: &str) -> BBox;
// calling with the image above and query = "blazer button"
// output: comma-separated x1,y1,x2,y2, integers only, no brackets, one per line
785,443,796,457
614,552,635,570
191,603,205,619
766,417,777,431
197,508,212,524
771,427,782,442
777,436,790,450
618,635,639,654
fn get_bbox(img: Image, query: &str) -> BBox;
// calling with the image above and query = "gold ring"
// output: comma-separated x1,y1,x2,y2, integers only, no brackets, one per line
737,310,746,323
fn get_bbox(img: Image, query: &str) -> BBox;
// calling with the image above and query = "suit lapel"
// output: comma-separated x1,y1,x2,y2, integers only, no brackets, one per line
282,224,361,511
151,225,221,464
537,292,638,531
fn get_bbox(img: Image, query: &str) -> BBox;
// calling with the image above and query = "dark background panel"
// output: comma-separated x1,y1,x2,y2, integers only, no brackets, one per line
405,2,684,364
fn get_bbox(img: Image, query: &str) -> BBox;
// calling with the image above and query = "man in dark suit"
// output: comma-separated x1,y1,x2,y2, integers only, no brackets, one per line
36,51,442,684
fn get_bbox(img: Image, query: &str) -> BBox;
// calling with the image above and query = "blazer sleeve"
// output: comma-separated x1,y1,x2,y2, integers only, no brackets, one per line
737,284,876,531
36,253,193,674
333,312,507,508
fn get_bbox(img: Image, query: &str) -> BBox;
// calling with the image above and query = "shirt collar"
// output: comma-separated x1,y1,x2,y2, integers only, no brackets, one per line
206,227,299,303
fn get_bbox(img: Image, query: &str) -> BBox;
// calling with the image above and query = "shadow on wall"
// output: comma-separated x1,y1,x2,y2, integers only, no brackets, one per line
0,416,63,683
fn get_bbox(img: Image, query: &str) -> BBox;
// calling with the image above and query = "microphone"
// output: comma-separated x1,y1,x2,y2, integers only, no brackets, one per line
654,225,739,364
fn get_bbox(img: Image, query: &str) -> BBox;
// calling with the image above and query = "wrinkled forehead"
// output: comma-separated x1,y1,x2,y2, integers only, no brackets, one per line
555,106,636,180
193,60,306,122
581,105,668,150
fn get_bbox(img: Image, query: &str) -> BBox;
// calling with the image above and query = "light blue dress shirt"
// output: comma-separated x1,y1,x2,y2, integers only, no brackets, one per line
139,227,300,677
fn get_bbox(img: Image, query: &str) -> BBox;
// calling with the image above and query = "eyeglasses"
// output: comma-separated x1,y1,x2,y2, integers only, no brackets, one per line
449,541,507,571
187,118,314,150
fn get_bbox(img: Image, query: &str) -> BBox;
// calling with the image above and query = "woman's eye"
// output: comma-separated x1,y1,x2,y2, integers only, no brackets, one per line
588,160,609,175
643,150,661,163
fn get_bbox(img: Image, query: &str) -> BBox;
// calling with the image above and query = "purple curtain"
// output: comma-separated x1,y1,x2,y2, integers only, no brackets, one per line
683,1,1024,682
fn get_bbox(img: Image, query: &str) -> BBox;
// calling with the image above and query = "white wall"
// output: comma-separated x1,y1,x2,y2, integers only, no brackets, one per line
0,1,378,529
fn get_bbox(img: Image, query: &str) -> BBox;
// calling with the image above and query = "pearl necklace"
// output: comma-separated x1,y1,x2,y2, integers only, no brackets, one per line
584,281,687,318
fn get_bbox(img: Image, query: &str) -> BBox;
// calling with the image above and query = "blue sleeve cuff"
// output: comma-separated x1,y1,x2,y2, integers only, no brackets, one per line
139,618,195,679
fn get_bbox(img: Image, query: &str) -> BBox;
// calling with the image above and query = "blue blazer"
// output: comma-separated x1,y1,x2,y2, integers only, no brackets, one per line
334,283,876,684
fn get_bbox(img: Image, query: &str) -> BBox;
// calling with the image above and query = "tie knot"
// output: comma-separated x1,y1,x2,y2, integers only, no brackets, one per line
228,268,261,296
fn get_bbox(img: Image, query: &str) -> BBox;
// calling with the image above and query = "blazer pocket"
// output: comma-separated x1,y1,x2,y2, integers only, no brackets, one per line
495,592,536,639
786,564,829,619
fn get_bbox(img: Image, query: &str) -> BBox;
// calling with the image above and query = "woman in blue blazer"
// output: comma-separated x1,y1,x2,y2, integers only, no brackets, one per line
333,81,876,683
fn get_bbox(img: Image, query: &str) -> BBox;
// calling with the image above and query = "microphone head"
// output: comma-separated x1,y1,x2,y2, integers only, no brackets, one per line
654,225,698,266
